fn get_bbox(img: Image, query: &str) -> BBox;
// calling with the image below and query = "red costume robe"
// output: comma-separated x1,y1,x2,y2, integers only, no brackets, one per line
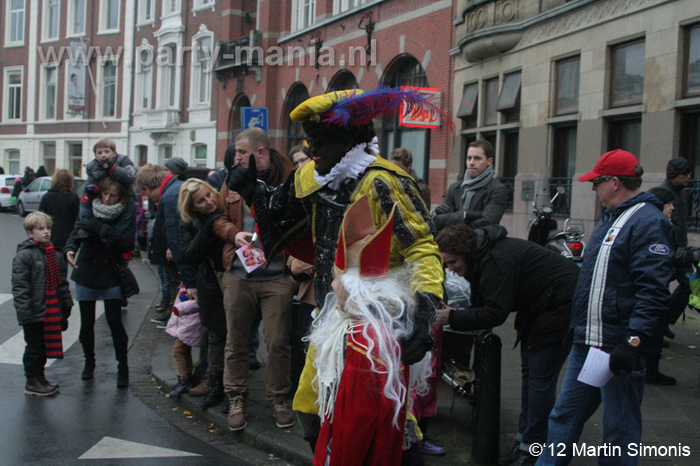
313,327,408,466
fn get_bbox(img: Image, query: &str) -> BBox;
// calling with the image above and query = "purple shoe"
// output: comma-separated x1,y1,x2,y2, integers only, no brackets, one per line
419,438,446,456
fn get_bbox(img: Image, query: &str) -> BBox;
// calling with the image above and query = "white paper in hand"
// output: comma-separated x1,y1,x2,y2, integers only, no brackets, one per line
577,346,614,387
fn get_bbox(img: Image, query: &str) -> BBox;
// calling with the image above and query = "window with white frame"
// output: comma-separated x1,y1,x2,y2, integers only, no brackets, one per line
163,0,180,16
138,0,155,24
43,65,58,120
334,0,366,14
43,142,56,175
3,68,23,121
99,60,117,117
136,48,153,111
100,0,120,32
6,150,20,174
291,0,316,32
6,0,25,45
191,34,213,107
67,0,86,36
43,0,60,41
193,144,207,167
194,0,213,8
159,43,178,108
160,144,173,163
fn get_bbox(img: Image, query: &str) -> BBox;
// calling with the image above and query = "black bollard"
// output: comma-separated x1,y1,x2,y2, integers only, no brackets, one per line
472,331,502,465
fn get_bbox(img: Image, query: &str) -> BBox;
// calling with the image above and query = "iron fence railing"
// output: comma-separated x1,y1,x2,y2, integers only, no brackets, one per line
549,177,573,217
499,177,515,213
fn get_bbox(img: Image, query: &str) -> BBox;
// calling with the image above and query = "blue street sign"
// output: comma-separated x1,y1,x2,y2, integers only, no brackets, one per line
241,107,269,132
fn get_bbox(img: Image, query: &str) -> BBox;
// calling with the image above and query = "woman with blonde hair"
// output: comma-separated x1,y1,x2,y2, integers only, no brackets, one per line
39,169,79,250
176,179,228,408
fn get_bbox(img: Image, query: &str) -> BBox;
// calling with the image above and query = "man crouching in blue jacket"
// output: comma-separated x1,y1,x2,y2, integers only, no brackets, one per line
537,150,674,466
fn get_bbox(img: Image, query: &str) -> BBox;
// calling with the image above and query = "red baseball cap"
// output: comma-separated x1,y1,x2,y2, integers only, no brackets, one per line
578,149,640,182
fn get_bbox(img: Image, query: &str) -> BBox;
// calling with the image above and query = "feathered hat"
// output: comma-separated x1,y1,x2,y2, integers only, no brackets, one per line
335,195,396,278
290,87,452,130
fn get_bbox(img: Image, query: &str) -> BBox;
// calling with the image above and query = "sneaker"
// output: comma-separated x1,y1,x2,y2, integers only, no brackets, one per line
499,440,521,465
156,321,167,330
512,451,537,466
419,438,445,456
150,313,170,325
25,376,58,396
272,400,295,428
645,370,677,386
227,395,247,431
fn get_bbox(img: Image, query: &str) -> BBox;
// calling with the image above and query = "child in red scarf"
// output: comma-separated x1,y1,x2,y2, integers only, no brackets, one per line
12,212,73,396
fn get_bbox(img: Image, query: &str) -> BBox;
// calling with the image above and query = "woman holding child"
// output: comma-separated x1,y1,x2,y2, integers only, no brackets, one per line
177,179,228,409
64,177,136,388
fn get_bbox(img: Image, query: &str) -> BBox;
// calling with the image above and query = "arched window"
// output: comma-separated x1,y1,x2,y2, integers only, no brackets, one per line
284,83,310,153
381,57,430,181
229,94,251,142
327,70,357,92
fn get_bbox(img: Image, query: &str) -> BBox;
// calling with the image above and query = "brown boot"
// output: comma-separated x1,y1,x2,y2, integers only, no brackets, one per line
25,376,58,396
189,377,210,397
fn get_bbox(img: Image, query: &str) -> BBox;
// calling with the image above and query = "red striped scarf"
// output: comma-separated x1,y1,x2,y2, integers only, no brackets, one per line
37,242,64,359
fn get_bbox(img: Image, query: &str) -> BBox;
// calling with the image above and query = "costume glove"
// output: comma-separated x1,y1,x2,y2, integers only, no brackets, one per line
609,342,641,375
402,292,437,365
85,184,99,197
226,154,258,204
101,159,115,173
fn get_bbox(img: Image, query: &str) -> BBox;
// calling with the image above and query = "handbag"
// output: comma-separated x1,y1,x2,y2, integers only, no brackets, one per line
111,252,140,298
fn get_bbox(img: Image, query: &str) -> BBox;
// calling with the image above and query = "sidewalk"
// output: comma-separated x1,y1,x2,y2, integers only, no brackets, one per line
143,269,700,465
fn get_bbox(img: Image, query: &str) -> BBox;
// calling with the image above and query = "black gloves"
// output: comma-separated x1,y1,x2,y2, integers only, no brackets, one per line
402,292,438,365
76,219,103,236
226,154,258,204
609,342,641,375
101,159,114,173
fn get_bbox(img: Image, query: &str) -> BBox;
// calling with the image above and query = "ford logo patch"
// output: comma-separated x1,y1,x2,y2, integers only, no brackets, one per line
649,244,670,255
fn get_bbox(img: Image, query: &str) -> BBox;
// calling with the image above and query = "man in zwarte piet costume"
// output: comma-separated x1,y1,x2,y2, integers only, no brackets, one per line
226,87,448,462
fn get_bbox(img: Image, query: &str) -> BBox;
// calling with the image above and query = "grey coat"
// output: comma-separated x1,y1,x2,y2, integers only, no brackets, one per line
433,176,509,232
12,239,73,326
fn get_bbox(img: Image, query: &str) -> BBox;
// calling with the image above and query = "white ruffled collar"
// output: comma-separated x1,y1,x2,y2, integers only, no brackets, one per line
314,137,379,190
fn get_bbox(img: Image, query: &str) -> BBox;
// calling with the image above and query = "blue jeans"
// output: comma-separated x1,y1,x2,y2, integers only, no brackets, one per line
157,264,169,302
519,343,567,450
537,343,645,466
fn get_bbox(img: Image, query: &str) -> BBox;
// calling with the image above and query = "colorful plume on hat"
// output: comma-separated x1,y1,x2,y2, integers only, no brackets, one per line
290,86,453,130
335,195,395,278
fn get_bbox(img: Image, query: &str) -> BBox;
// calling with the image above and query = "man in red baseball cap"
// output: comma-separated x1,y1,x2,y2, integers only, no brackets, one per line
539,149,675,465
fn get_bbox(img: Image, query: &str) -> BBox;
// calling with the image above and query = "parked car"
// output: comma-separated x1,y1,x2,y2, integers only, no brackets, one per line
0,174,22,211
16,176,84,217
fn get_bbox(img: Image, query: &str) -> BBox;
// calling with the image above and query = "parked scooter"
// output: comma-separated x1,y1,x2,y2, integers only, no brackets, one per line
528,186,586,262
528,186,564,246
546,218,586,263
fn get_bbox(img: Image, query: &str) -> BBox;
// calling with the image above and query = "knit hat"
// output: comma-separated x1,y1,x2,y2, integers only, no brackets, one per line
647,187,675,206
578,149,640,182
666,158,692,180
164,157,188,177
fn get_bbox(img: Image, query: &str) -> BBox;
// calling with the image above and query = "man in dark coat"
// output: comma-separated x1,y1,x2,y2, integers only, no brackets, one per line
433,139,509,232
657,158,692,336
435,224,579,466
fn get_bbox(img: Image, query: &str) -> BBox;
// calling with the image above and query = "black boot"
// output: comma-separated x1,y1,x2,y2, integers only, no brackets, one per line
117,363,129,388
644,354,676,386
169,374,192,397
39,374,59,392
200,372,225,409
81,359,95,380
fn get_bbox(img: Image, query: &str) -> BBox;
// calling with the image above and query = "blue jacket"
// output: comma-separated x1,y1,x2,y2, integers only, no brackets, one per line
571,192,674,351
155,177,197,288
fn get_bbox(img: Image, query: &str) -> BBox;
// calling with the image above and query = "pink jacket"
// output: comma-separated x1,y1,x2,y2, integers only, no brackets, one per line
165,300,201,347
